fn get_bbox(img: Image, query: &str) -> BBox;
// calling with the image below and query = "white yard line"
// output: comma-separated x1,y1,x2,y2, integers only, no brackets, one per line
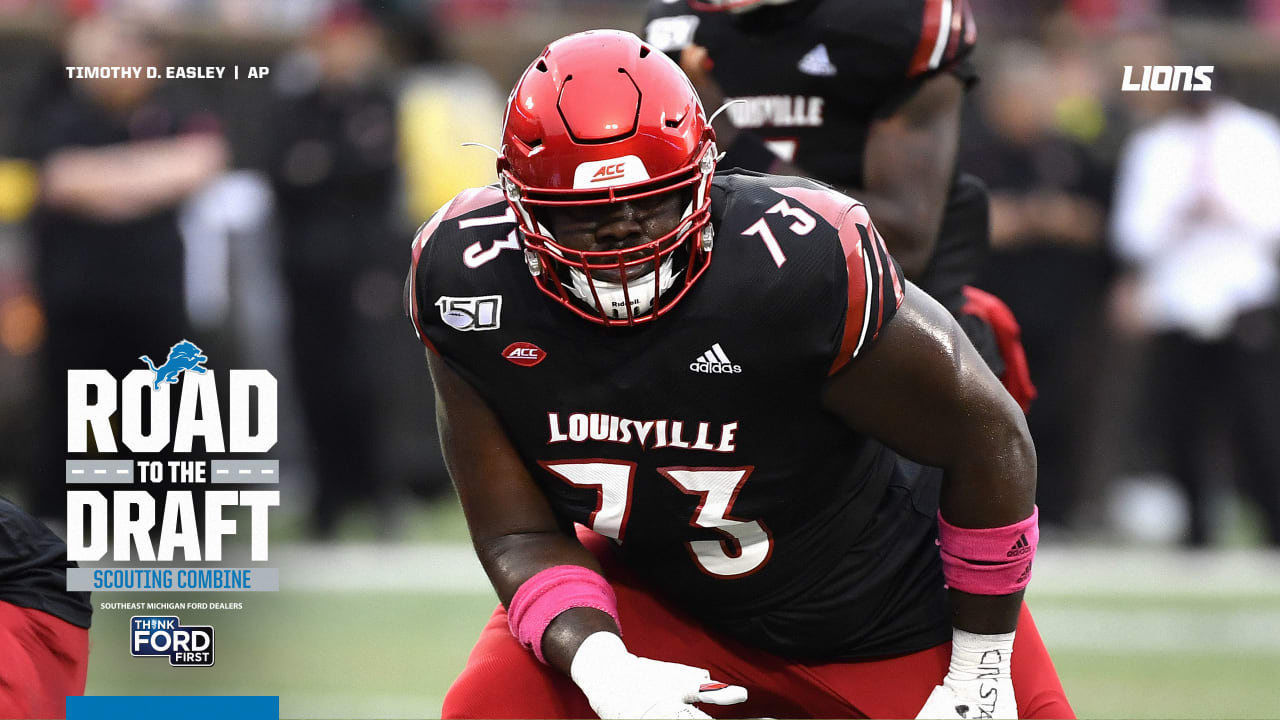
275,543,491,593
1032,547,1280,597
1031,605,1280,653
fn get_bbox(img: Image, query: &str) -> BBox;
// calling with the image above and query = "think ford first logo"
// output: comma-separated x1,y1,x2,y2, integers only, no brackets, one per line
131,616,215,666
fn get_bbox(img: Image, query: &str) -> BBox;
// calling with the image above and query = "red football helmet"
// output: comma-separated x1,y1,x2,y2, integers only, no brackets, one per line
498,29,718,326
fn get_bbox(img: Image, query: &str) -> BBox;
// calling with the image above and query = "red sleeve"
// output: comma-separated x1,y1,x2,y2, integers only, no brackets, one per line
406,208,446,355
828,207,905,375
772,186,905,375
906,0,977,79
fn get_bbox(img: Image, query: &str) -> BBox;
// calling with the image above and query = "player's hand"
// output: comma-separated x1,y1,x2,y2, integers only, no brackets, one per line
915,629,1017,719
570,631,748,719
915,675,1016,719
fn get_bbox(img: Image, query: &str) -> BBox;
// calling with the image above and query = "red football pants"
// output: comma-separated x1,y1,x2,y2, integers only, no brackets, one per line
444,530,1073,719
0,601,89,719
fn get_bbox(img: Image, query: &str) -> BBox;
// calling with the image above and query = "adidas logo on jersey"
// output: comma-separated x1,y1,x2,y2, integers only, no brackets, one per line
798,44,837,77
1007,533,1032,558
689,343,742,374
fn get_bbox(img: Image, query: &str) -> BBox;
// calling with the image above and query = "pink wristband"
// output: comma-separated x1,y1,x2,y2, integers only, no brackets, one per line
937,506,1039,595
506,565,620,664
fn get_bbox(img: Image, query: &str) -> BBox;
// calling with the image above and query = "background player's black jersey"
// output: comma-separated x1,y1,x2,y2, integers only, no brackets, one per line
0,498,92,629
645,0,985,314
646,0,977,188
409,172,949,659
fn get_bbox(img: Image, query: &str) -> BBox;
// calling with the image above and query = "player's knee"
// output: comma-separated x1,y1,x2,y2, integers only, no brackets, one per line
445,651,585,720
441,666,491,720
443,658,532,719
1020,688,1075,719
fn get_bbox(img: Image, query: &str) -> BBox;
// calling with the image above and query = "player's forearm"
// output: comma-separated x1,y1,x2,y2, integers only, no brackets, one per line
937,403,1036,634
948,588,1024,635
427,346,626,676
473,530,607,607
859,74,964,279
936,401,1036,529
473,531,621,674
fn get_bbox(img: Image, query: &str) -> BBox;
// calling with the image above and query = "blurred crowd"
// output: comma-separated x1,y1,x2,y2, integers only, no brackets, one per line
0,0,1278,546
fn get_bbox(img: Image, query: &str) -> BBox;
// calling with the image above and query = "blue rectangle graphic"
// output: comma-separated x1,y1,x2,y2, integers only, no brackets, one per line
67,695,278,720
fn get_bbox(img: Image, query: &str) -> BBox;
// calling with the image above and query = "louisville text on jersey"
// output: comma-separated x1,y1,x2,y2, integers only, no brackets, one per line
547,412,738,453
722,95,824,128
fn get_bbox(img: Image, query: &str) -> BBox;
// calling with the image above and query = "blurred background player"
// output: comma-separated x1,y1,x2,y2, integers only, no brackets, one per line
2,0,450,539
0,497,91,719
1110,30,1280,547
267,4,399,538
958,37,1111,534
15,13,228,523
645,0,1037,415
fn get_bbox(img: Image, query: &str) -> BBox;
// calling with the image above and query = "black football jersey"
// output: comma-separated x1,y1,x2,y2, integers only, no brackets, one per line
409,171,949,659
646,0,977,187
645,0,984,314
0,498,92,629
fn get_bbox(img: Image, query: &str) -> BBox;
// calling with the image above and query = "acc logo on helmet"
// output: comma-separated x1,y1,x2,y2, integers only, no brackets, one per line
573,155,650,189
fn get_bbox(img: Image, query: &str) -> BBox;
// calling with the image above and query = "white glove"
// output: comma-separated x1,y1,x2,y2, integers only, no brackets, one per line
570,631,749,719
916,629,1017,719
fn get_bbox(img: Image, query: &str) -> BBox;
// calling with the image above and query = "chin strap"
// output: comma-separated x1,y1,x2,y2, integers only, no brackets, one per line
567,256,678,320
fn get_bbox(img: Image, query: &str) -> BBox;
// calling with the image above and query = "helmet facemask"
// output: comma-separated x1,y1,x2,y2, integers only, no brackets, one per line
501,142,717,327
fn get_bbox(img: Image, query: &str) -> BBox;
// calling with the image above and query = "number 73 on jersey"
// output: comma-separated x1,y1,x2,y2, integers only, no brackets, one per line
540,459,773,578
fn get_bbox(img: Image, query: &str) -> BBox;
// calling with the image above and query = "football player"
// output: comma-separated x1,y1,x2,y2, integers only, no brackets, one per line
0,499,91,718
645,0,1036,411
410,31,1071,719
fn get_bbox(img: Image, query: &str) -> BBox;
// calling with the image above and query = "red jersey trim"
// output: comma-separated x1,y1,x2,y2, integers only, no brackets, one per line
963,0,977,46
772,186,892,376
867,222,886,336
881,223,905,309
830,203,873,376
908,0,946,77
830,214,903,375
408,205,450,354
943,0,965,66
443,185,505,222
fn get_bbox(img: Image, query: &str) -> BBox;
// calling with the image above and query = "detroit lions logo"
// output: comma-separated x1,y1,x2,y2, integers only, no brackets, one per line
139,340,209,390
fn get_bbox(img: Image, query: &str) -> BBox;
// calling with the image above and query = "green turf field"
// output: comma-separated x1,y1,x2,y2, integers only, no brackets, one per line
83,505,1280,719
84,589,1280,718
